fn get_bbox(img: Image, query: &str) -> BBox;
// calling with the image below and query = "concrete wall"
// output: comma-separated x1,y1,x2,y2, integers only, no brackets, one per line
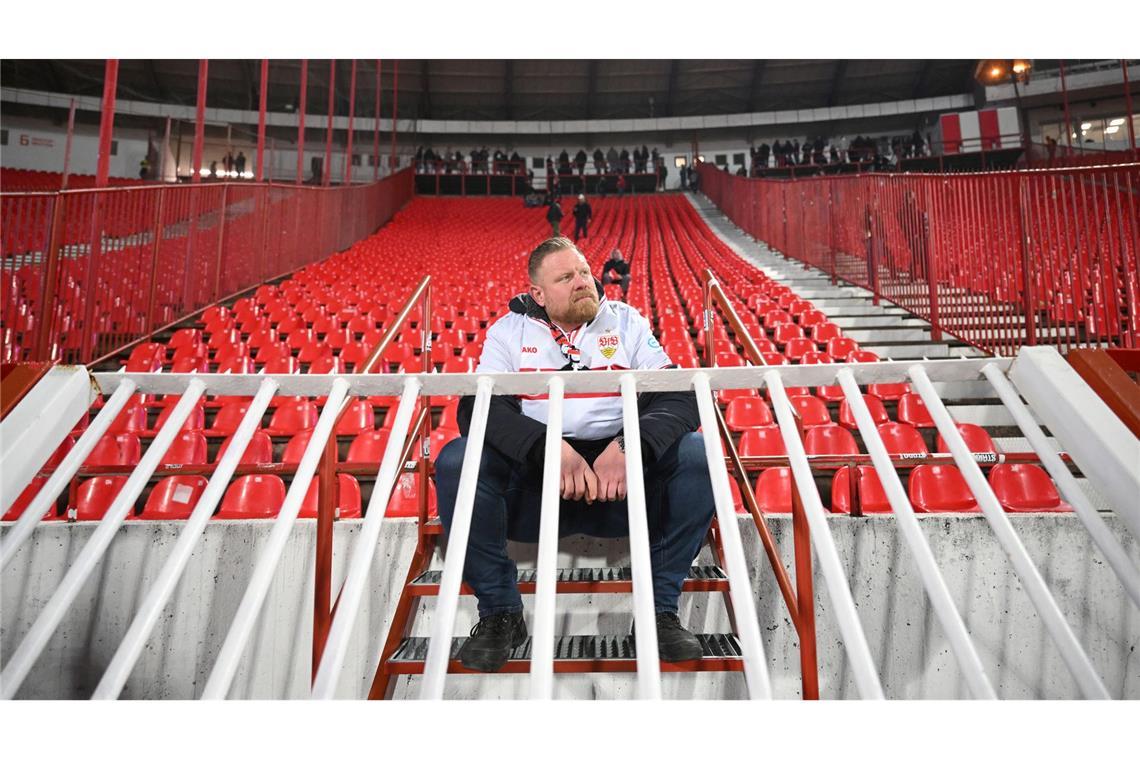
3,513,1136,700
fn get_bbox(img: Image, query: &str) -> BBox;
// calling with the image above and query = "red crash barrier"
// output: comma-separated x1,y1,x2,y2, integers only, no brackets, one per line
1,170,414,365
699,162,1140,356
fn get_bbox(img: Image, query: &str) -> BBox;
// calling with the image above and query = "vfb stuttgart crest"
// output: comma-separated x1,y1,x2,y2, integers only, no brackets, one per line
598,333,620,360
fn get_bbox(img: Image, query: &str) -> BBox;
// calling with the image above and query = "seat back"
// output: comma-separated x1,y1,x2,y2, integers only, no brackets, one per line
138,475,210,519
216,474,287,519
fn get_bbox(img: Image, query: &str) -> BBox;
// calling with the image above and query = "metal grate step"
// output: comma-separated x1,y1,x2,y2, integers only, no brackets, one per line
387,633,744,674
409,565,729,596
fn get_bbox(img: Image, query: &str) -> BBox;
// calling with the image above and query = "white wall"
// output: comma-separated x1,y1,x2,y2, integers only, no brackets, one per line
1,115,151,179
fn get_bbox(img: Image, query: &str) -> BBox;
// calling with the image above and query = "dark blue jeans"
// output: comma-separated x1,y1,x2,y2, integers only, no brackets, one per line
435,432,715,618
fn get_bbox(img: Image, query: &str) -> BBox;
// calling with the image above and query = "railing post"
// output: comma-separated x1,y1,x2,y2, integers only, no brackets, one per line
211,185,230,304
923,209,942,342
143,188,166,339
312,433,338,680
864,204,879,306
32,195,65,361
1016,177,1037,347
789,446,820,700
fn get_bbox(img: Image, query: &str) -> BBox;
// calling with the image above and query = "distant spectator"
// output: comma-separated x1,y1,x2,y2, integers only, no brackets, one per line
235,151,247,175
679,164,689,190
602,248,631,296
620,147,630,174
209,159,219,178
736,165,747,177
616,173,627,196
606,146,619,175
546,197,564,237
223,150,234,174
593,148,605,173
657,159,668,190
572,194,593,241
415,146,425,172
558,149,571,174
575,149,588,176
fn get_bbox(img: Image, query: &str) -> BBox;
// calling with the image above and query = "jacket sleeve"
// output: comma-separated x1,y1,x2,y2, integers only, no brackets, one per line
454,317,548,466
626,307,700,463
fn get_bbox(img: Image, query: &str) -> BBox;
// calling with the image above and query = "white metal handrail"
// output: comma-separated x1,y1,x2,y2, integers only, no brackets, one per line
980,363,1140,609
618,373,664,699
0,378,206,699
529,376,569,698
908,364,1111,700
835,368,996,699
693,372,772,699
421,375,495,699
0,379,137,569
765,369,886,699
93,378,281,699
201,377,350,699
311,378,422,699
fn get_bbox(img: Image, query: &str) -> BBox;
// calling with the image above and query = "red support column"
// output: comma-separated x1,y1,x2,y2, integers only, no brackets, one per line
1122,60,1137,160
94,60,119,188
256,59,269,182
296,59,308,185
323,59,336,186
344,60,356,185
389,61,398,172
191,59,208,184
373,60,382,182
61,98,76,190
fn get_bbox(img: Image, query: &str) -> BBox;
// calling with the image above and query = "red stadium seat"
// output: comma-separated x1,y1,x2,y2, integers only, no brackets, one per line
161,431,208,465
210,399,259,435
826,337,860,361
135,476,210,520
154,402,206,433
876,422,928,454
386,473,438,517
897,393,935,429
724,397,774,431
73,476,130,521
265,400,319,435
299,474,362,519
783,337,817,363
216,430,274,465
838,395,890,430
347,430,392,463
738,427,786,457
753,468,793,513
810,323,843,344
335,399,376,435
788,395,832,427
430,427,460,460
717,388,759,405
908,465,978,512
804,425,858,455
832,467,892,514
988,464,1069,512
109,398,149,434
772,323,804,346
281,430,317,465
847,350,911,401
936,423,997,455
4,477,50,521
215,474,287,519
85,433,142,466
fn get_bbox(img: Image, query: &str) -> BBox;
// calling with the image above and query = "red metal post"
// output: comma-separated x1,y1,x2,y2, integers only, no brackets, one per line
344,60,356,185
94,60,119,188
323,59,336,186
60,98,77,190
1122,60,1137,160
159,116,171,183
389,61,399,172
373,60,382,182
191,60,208,184
256,59,269,182
297,59,308,185
1059,61,1074,151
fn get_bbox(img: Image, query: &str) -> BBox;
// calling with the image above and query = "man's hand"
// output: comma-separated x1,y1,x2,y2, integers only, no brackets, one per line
591,439,627,502
560,441,598,504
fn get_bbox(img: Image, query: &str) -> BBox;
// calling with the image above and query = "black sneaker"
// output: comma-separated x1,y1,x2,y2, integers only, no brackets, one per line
457,611,527,673
653,612,704,662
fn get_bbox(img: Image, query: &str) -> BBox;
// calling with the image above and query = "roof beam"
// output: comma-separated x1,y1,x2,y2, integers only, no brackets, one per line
827,60,848,107
419,60,431,120
747,61,766,111
665,60,679,117
585,60,597,119
146,60,173,104
912,60,934,99
504,60,513,120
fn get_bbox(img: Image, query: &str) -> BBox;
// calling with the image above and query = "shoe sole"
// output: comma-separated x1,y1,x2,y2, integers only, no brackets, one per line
458,629,528,673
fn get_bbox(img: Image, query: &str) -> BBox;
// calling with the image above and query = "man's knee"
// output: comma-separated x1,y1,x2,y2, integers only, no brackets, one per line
436,437,512,487
674,432,710,475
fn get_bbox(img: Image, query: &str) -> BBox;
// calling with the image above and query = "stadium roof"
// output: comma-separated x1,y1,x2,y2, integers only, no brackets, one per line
1,59,987,121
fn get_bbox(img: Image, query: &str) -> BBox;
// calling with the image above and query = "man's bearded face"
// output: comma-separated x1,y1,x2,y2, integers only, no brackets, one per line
530,247,599,326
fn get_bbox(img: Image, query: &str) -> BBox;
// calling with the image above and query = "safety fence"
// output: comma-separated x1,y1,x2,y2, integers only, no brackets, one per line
1,170,414,366
699,162,1140,356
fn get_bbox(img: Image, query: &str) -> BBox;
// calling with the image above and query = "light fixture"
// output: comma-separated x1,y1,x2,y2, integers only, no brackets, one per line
1071,132,1078,139
241,171,254,179
198,168,210,176
990,66,1004,78
1109,118,1125,126
1105,126,1120,135
1081,122,1092,130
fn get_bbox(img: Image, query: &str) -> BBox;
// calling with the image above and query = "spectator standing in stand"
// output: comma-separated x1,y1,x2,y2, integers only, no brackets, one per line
235,151,247,176
657,159,668,190
606,146,619,177
602,248,632,297
572,194,593,241
593,147,605,174
575,149,588,177
616,173,627,196
546,196,564,237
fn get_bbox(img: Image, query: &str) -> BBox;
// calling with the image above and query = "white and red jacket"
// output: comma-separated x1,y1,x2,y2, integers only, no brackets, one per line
455,283,700,468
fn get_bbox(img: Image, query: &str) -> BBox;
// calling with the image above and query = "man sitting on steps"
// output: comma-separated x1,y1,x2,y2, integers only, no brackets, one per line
435,236,716,673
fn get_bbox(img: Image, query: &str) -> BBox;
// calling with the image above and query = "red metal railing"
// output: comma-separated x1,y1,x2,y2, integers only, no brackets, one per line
699,162,1140,356
1,170,414,365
